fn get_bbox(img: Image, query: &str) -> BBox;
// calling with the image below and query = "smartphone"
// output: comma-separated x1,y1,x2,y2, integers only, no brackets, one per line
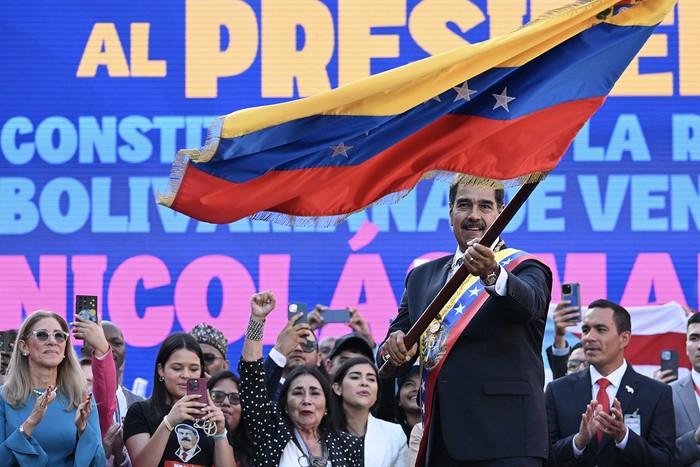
561,283,581,322
0,330,18,353
322,308,350,324
76,295,98,323
288,303,315,351
660,349,679,380
186,378,208,419
288,303,308,324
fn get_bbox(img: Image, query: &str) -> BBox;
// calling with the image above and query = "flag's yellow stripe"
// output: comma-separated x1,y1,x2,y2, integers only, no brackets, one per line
218,0,673,140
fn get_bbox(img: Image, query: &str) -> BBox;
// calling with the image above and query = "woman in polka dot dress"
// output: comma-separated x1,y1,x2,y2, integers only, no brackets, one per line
239,291,363,467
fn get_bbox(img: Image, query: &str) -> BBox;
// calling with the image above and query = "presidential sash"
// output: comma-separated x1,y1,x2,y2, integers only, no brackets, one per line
415,249,545,466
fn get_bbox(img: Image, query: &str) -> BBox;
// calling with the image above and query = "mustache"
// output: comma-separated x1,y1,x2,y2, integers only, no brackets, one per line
461,221,486,230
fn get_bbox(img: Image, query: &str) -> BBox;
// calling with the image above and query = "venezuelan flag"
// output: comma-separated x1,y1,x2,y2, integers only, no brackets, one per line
158,0,676,226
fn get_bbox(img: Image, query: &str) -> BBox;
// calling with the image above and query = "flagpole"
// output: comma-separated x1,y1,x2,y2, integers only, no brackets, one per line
378,181,541,378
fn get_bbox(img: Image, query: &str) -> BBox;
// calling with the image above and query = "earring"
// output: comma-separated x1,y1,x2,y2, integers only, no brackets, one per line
22,352,28,357
159,375,164,382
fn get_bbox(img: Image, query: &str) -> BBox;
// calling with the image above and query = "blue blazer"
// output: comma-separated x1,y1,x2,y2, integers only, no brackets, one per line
545,365,675,466
380,252,552,462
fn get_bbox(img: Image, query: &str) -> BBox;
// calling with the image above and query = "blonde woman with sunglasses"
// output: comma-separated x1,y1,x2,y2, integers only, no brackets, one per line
0,310,105,466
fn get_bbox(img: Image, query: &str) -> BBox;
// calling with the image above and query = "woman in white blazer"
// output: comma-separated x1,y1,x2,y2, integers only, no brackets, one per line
332,357,408,467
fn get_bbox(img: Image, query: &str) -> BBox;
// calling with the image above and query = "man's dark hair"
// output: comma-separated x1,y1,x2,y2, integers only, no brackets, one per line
571,342,583,352
687,312,700,329
588,299,631,334
448,177,505,208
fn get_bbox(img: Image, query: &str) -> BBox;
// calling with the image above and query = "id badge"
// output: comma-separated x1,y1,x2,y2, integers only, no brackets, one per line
624,409,641,436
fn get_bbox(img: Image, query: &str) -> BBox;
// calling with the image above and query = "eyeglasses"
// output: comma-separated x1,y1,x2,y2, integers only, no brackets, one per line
210,390,240,405
202,353,224,365
566,359,589,372
32,330,69,343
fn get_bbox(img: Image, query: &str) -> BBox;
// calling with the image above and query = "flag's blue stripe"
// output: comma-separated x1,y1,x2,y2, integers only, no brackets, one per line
197,23,655,184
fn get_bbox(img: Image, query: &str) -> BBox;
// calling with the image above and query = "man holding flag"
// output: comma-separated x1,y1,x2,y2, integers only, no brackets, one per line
380,177,552,466
158,0,677,461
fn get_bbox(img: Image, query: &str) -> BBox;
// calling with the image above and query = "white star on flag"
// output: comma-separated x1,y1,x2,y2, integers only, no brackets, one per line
330,142,353,158
454,302,466,315
492,87,516,112
453,82,477,102
468,285,481,297
501,258,513,266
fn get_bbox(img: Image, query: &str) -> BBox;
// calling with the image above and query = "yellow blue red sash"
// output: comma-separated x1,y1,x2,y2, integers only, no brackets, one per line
415,249,545,466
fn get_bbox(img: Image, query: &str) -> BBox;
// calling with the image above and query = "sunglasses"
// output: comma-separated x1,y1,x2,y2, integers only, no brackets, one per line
32,330,69,343
210,390,240,405
301,338,317,353
202,353,224,365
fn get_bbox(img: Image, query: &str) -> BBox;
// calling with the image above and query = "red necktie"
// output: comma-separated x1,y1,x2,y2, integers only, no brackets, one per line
182,452,188,461
596,378,611,444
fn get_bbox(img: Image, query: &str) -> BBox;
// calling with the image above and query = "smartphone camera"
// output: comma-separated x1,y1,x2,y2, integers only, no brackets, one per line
562,284,573,295
188,379,200,391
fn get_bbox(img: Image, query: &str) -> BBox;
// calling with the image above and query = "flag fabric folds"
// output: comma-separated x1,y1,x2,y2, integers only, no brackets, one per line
158,0,676,226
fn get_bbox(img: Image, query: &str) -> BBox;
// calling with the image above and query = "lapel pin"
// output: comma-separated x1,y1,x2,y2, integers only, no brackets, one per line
625,385,634,394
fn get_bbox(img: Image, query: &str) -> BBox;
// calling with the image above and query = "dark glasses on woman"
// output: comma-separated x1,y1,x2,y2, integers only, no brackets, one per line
32,330,69,343
210,390,240,405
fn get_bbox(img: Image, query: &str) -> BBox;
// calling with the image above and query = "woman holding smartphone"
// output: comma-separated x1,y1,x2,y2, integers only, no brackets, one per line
123,333,233,467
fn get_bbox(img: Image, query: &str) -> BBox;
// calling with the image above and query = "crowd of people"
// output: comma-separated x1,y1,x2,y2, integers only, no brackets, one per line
1,178,699,466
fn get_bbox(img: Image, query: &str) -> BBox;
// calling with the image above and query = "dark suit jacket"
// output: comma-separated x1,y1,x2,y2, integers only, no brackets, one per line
545,365,675,466
547,343,571,380
263,354,284,401
671,375,700,466
381,252,552,462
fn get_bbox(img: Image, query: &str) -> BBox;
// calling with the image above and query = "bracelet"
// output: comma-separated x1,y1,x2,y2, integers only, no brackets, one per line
163,415,174,431
211,428,228,440
246,318,265,341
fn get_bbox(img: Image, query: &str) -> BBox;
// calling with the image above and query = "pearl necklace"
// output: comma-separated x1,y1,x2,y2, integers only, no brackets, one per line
33,387,56,397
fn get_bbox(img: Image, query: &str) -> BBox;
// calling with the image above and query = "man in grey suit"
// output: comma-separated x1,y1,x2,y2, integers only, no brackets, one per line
672,312,700,466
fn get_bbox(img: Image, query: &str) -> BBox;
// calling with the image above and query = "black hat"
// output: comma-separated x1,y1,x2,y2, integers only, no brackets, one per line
329,332,374,361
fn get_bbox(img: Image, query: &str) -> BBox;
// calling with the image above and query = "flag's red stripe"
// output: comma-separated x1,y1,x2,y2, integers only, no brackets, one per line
626,333,689,367
173,97,604,223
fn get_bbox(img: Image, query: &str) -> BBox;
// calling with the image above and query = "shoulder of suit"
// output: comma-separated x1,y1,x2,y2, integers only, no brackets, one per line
670,374,692,389
548,371,586,390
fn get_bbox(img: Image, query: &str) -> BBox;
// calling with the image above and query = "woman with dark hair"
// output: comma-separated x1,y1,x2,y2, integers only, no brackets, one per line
239,291,363,466
332,357,407,467
207,371,253,467
0,310,105,465
394,365,421,439
123,332,233,467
